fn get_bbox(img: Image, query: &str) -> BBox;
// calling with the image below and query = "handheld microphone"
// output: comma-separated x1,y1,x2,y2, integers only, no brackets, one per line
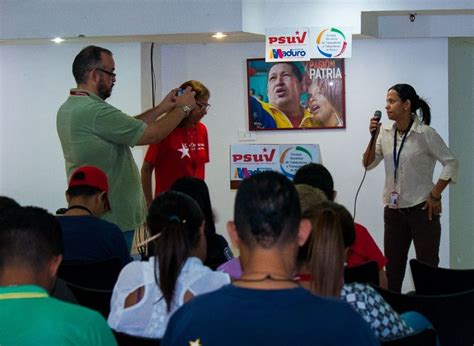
371,110,382,137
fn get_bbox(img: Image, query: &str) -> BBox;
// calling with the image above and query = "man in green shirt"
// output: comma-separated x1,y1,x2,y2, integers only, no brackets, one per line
0,206,117,345
57,45,196,248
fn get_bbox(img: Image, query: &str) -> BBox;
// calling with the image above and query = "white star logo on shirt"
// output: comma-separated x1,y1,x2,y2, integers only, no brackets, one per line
178,143,190,159
189,339,202,346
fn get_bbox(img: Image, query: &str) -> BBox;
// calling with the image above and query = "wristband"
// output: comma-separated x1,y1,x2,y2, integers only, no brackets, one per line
430,192,441,202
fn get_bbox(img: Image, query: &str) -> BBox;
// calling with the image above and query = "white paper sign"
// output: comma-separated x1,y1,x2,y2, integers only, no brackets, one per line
230,144,321,188
309,27,352,58
265,27,311,62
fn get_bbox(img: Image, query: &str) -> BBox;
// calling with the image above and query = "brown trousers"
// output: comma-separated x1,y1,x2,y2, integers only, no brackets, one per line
384,202,441,292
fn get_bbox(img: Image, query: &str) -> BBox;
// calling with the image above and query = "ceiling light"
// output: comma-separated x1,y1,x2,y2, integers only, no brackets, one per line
211,32,227,39
51,37,65,44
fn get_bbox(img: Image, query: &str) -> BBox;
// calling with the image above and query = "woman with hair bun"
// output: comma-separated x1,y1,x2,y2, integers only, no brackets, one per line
170,176,233,270
108,191,230,338
363,83,458,292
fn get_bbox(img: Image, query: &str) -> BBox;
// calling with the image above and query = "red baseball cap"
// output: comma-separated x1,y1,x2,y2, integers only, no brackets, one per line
68,166,111,210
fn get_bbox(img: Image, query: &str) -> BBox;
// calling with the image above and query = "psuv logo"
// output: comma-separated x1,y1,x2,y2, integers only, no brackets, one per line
232,148,276,179
267,31,308,60
267,31,307,45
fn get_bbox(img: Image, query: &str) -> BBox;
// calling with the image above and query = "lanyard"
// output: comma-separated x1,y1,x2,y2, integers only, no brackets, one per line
70,90,89,96
393,119,414,183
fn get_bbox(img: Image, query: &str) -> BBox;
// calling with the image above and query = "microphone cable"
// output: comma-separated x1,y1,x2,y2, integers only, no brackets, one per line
353,111,381,219
353,163,369,219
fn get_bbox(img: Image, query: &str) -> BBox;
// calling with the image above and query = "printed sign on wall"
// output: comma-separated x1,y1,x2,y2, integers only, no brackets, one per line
265,27,310,62
310,27,352,58
265,27,352,61
230,144,321,189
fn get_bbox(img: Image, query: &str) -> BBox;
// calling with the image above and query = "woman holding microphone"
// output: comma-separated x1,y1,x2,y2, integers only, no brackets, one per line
363,83,458,292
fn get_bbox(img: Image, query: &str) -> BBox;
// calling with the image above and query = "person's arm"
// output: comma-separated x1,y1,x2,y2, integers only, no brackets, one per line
362,116,382,168
424,178,450,220
423,130,458,220
378,269,388,289
136,87,196,145
135,89,178,124
141,160,154,209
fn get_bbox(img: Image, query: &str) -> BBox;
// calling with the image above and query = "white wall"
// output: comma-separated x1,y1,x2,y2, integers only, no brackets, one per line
159,38,450,291
0,0,243,39
0,38,451,291
0,42,143,212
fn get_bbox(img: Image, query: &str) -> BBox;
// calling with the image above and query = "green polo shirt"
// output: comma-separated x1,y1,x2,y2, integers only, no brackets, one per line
0,285,117,345
57,90,147,231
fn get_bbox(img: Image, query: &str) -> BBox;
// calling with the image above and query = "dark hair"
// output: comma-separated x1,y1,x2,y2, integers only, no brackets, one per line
0,206,63,271
234,171,301,248
304,201,355,297
294,163,334,200
170,177,216,237
0,196,20,211
179,80,210,100
66,185,103,198
268,62,303,82
147,191,204,311
72,45,113,84
388,84,431,125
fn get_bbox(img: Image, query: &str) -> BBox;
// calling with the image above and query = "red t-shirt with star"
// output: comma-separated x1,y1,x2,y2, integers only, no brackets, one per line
144,122,209,196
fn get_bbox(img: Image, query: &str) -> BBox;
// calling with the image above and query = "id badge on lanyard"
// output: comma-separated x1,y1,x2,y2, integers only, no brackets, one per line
389,120,413,209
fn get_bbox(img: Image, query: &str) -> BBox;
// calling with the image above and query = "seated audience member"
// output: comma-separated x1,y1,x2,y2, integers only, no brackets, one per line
108,191,230,338
294,163,388,288
57,166,131,267
162,171,378,346
299,201,432,341
1,196,77,303
0,196,20,210
217,184,327,279
0,206,116,345
170,176,233,269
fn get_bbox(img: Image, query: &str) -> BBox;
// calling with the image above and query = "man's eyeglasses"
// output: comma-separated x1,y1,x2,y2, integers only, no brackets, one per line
196,102,211,112
96,67,116,78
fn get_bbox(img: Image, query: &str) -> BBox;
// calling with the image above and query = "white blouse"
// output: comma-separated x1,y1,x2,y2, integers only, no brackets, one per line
366,116,458,208
108,256,230,338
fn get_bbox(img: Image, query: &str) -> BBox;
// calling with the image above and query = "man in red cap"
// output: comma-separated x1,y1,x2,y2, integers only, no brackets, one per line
57,165,131,267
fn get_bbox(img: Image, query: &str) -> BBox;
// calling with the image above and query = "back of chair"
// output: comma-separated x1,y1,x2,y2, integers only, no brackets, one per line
373,285,474,346
57,257,123,317
344,261,379,286
58,257,122,289
410,259,474,295
113,330,161,346
381,328,437,346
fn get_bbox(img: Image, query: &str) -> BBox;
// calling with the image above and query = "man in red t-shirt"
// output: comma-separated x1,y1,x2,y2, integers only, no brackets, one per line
141,80,210,207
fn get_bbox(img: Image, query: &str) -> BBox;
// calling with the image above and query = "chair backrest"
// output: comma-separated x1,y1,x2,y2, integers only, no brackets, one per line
58,257,122,290
57,257,123,317
344,260,379,286
372,285,474,346
381,328,437,346
410,259,474,295
113,330,161,346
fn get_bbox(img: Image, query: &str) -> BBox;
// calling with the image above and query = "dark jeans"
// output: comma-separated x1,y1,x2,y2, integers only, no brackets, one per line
384,202,441,292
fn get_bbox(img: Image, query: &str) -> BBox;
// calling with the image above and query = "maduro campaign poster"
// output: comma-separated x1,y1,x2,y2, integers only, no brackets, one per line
247,58,345,130
230,144,321,189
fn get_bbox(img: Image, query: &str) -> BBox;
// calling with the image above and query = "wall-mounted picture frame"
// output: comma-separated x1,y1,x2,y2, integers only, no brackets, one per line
247,58,346,131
